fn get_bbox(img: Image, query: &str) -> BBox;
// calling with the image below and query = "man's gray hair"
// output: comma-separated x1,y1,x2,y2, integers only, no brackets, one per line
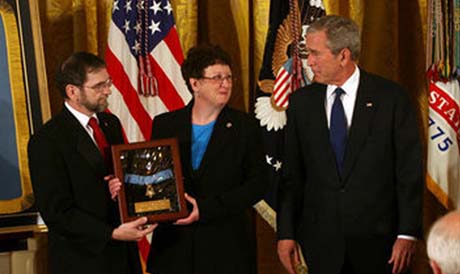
307,15,361,61
427,211,460,274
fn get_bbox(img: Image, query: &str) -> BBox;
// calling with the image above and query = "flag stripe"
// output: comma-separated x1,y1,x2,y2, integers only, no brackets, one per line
273,74,291,108
106,92,142,142
106,48,153,139
150,40,191,103
273,71,289,94
148,56,188,111
274,82,289,101
273,66,292,109
163,26,184,64
107,21,139,91
429,82,460,133
274,84,290,103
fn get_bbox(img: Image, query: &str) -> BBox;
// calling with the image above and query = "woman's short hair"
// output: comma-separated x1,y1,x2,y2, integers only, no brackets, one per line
181,44,232,93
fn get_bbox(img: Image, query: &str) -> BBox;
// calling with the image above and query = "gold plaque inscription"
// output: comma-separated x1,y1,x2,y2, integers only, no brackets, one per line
134,199,171,213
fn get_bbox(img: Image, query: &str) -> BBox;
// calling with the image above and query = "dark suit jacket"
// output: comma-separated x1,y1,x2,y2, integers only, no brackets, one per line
146,102,267,274
28,107,141,274
277,70,423,274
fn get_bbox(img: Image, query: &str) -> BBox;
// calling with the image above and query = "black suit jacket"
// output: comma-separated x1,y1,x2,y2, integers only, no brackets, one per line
277,71,423,274
146,102,267,274
28,107,141,274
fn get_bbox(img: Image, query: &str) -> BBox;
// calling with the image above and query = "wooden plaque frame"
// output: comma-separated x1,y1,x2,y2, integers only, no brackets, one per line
111,138,188,223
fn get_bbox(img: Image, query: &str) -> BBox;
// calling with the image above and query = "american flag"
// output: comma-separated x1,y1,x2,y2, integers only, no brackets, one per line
272,59,294,109
106,0,191,143
105,0,191,268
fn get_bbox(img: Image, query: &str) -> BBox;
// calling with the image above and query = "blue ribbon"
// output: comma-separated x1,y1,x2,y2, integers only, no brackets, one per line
124,169,174,185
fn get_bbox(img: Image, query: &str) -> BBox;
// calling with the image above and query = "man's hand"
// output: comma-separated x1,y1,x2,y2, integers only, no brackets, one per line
112,217,157,241
388,238,417,274
105,175,121,201
174,193,199,225
277,239,300,274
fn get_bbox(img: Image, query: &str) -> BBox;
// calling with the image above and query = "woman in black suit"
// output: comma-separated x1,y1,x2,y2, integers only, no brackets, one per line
110,45,267,274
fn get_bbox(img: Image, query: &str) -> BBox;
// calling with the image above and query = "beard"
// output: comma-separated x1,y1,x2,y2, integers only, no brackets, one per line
80,92,108,113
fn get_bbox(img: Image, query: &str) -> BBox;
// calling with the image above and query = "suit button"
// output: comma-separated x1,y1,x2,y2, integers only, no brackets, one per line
340,188,345,193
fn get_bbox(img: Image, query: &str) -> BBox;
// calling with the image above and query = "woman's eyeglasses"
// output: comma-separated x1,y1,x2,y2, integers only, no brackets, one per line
200,75,234,84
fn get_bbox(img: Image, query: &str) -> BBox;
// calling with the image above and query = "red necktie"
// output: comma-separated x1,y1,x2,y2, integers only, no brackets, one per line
88,117,110,163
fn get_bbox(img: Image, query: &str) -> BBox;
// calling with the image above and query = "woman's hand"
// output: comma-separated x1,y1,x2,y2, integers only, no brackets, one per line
105,175,122,201
174,193,200,225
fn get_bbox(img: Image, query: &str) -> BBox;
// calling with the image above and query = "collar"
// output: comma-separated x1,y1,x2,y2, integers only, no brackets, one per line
326,65,360,99
64,101,98,127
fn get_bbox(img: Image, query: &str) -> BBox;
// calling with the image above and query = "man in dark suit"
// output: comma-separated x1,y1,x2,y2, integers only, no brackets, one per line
28,52,155,274
277,15,423,274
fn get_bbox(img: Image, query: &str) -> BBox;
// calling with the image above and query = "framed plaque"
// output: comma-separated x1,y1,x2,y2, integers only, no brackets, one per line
111,138,188,223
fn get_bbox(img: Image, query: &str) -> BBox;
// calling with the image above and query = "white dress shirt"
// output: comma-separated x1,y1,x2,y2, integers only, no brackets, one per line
325,65,360,129
65,102,99,145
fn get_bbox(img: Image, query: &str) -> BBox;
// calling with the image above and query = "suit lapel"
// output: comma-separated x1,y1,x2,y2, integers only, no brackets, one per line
62,108,107,176
342,71,376,182
178,105,193,177
311,86,342,182
194,107,234,177
98,114,117,145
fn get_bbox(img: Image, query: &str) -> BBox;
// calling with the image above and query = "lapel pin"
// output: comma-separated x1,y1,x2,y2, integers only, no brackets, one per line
366,102,373,107
226,122,232,128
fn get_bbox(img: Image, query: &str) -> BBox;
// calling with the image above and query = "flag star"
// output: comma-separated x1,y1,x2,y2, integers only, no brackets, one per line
149,20,161,35
265,155,273,165
151,1,162,15
125,0,132,13
164,1,173,14
134,22,142,34
112,0,119,12
273,161,282,172
123,19,130,33
131,40,141,54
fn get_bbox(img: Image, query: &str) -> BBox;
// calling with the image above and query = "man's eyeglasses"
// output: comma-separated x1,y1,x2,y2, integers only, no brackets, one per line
200,75,234,84
81,78,113,92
